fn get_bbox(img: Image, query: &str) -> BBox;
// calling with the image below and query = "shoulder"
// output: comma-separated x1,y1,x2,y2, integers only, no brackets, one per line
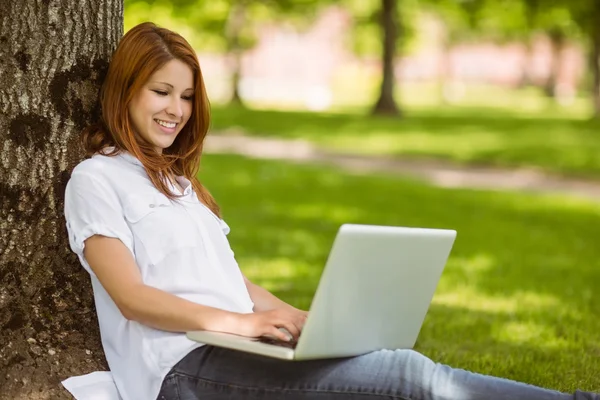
72,154,122,177
70,153,133,186
68,154,128,197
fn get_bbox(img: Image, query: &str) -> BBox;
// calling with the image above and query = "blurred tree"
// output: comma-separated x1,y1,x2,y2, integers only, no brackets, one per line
342,0,419,116
370,0,401,115
125,0,422,116
520,0,579,98
420,0,484,103
567,0,600,117
225,0,248,105
450,0,600,116
593,6,600,118
428,0,582,103
125,0,320,107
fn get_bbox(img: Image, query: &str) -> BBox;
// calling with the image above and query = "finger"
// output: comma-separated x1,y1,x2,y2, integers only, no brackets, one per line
277,320,301,340
268,326,292,342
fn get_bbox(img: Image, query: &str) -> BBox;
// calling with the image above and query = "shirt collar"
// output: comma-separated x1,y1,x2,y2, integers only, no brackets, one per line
118,150,144,168
98,146,143,168
174,175,193,195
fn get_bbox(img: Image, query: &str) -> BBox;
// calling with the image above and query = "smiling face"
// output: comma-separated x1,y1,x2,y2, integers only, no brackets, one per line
128,59,194,154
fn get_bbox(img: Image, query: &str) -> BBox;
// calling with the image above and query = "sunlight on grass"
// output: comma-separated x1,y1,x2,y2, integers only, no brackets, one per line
494,321,571,349
241,257,318,290
201,154,600,391
325,130,506,161
286,203,364,223
443,253,495,281
433,288,562,315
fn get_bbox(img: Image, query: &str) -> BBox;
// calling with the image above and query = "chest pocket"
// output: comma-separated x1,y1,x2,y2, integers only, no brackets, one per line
123,192,198,265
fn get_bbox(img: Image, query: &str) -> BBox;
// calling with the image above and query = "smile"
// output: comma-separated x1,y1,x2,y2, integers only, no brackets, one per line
154,119,177,129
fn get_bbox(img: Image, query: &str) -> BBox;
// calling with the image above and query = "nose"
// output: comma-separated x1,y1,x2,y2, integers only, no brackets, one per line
166,97,184,119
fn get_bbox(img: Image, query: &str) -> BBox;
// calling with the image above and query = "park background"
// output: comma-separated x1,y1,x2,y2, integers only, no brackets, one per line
2,0,600,398
123,0,600,393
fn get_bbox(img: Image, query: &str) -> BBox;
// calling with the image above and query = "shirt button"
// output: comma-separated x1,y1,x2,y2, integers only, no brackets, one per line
149,204,156,208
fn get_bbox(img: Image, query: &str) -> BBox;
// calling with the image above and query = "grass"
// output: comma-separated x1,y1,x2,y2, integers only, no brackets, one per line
209,84,600,179
199,153,600,394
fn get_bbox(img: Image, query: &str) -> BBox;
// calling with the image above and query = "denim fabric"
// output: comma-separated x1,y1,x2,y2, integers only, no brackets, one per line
157,346,598,400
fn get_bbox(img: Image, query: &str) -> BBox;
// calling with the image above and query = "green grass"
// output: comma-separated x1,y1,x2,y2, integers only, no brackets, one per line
199,153,600,393
210,86,600,179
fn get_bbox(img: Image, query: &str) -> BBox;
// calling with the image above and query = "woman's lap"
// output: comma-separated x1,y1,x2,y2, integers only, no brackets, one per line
157,345,589,400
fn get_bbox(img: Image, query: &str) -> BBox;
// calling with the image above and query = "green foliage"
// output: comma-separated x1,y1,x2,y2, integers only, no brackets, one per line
124,0,323,52
422,0,583,45
341,0,421,56
200,153,600,392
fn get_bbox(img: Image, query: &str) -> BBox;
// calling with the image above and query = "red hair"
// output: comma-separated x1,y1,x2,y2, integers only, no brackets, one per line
82,22,220,216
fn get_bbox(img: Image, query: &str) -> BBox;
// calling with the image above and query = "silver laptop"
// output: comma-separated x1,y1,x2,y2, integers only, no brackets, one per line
187,224,456,360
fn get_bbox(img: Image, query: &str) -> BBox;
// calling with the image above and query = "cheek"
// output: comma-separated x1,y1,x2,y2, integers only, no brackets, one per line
183,103,193,121
128,106,143,131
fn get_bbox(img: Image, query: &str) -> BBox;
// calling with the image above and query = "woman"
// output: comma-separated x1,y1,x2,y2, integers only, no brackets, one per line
64,22,597,400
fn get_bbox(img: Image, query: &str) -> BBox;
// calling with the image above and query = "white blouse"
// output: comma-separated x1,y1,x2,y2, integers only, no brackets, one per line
64,149,254,400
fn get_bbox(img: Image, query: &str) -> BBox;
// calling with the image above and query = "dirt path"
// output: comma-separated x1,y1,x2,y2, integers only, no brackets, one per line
205,133,600,202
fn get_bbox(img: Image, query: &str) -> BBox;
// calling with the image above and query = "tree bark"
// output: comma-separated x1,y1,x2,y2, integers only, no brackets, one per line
0,1,123,398
372,0,401,116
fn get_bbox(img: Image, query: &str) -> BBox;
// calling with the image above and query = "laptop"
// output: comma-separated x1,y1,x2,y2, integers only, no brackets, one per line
187,224,456,360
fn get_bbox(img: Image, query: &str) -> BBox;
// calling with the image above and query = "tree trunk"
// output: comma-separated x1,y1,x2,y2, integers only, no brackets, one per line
439,40,459,104
593,43,600,119
372,0,401,116
0,1,123,398
518,39,534,88
520,0,539,88
544,30,565,98
226,0,246,107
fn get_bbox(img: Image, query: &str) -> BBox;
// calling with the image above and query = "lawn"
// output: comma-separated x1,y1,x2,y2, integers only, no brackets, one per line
210,85,600,179
200,153,600,394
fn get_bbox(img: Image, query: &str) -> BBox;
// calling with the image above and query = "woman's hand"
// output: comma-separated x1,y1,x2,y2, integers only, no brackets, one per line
235,308,308,342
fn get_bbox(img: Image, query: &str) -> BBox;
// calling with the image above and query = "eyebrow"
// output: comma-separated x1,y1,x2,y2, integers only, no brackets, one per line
152,81,194,91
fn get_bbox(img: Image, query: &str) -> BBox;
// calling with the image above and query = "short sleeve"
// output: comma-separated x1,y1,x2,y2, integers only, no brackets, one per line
219,218,231,235
64,171,134,274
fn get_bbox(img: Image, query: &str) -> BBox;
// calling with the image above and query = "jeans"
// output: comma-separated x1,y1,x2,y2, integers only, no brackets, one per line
157,345,598,400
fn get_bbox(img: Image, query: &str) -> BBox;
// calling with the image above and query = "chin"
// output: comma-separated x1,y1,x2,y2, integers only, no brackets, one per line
151,138,177,152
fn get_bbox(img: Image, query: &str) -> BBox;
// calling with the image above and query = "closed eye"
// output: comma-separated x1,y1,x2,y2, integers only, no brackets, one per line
152,90,192,101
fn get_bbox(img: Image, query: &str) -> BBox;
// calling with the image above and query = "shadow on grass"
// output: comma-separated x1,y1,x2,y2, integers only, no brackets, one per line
211,105,600,178
200,153,600,392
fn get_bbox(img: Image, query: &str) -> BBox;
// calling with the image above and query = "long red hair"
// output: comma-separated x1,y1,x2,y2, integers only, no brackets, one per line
82,22,220,217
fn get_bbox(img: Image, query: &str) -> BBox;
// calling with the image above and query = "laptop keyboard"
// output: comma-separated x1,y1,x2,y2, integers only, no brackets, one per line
255,336,298,349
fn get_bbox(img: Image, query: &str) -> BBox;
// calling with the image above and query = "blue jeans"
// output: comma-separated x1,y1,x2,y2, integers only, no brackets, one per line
157,346,597,400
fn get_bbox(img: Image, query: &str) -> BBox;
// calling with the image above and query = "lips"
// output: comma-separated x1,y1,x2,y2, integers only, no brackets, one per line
154,118,177,129
153,118,179,135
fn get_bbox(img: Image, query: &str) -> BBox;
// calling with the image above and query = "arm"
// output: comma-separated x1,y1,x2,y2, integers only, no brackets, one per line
84,235,302,340
84,235,240,333
244,275,303,313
